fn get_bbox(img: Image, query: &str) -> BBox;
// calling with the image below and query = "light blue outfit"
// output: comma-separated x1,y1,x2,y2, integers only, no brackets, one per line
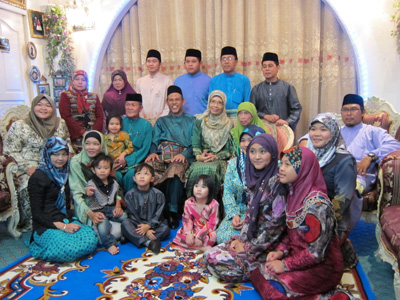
174,72,211,115
120,116,152,192
209,72,251,110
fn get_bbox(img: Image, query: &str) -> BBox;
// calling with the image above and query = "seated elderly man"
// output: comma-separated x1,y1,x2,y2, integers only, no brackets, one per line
145,85,195,229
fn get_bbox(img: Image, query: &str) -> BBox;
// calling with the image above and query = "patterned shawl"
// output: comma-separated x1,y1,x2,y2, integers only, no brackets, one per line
37,137,70,215
283,146,328,224
197,90,233,153
245,133,279,239
230,102,269,145
68,70,89,114
24,94,60,140
102,69,136,116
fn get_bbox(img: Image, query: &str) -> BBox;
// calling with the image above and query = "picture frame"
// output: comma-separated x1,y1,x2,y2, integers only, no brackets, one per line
27,41,37,59
54,87,65,99
0,37,10,53
53,77,67,87
0,0,26,10
28,10,46,39
37,83,50,95
29,65,41,83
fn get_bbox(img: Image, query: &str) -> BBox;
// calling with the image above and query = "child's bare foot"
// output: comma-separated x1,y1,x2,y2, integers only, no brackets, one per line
108,245,119,255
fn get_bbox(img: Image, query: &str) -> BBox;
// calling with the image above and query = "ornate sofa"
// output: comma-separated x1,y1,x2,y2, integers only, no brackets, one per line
0,105,30,238
364,97,400,298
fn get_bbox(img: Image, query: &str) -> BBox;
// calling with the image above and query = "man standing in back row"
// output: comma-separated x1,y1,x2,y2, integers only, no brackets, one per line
135,49,173,120
174,48,211,115
250,52,302,130
209,46,251,110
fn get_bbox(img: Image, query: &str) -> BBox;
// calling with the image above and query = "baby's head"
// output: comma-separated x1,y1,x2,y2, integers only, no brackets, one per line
106,112,122,134
192,174,215,204
92,153,113,180
134,163,155,190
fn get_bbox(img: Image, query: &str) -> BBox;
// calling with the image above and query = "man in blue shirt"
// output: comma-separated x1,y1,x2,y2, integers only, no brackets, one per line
209,46,251,110
174,49,211,115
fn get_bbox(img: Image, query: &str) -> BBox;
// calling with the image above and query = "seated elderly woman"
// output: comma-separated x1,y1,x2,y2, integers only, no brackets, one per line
4,94,73,231
216,125,266,244
28,137,97,263
185,90,234,199
230,102,269,152
306,112,362,268
59,70,105,152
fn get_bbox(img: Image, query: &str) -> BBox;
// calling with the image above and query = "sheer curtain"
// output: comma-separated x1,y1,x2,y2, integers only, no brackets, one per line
97,0,356,136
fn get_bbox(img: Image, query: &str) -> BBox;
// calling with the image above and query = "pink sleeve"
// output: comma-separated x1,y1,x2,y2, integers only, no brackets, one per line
182,200,194,234
196,200,219,241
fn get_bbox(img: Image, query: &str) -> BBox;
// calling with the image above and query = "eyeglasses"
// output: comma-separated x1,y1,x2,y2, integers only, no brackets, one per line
221,56,235,61
341,107,361,113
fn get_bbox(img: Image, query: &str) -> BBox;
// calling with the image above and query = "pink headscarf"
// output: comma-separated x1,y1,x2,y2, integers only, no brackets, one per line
283,146,328,225
102,69,136,116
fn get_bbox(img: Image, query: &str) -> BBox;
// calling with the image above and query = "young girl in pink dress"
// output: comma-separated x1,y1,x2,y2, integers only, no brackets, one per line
173,175,219,251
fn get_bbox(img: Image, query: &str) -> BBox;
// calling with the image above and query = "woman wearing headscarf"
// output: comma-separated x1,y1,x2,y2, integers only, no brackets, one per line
307,112,361,269
59,70,105,151
204,133,286,282
185,90,234,199
216,125,266,244
28,137,97,263
251,147,344,299
102,69,136,117
69,131,108,226
4,94,72,231
230,102,270,149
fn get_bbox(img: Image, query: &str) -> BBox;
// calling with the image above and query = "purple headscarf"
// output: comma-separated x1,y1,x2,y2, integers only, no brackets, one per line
102,69,136,116
245,133,279,240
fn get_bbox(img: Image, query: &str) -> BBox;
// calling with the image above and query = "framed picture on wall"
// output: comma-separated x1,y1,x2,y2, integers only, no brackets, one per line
54,87,65,99
29,65,41,83
28,10,46,39
0,0,26,9
27,41,37,59
0,37,10,53
53,77,67,87
37,83,50,95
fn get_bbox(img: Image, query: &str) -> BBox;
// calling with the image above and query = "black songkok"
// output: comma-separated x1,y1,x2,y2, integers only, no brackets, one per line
167,85,183,96
126,93,142,103
262,52,279,65
221,46,238,59
342,94,364,111
185,48,201,61
146,49,161,62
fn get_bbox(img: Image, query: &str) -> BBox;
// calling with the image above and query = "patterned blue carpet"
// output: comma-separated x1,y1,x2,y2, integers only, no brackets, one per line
0,219,395,299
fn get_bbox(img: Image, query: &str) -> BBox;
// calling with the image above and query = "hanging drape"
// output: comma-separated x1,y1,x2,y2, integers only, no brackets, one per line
97,0,357,136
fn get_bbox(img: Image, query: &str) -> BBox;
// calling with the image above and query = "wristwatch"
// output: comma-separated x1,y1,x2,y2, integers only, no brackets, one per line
368,152,377,162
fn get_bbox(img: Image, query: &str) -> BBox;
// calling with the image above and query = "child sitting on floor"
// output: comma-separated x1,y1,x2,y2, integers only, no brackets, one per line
121,163,170,254
86,153,127,255
173,174,219,251
104,112,134,175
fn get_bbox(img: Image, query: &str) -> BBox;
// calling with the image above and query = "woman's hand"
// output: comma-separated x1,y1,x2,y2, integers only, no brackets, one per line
232,215,244,230
114,154,127,170
265,260,285,274
145,153,160,162
88,211,105,225
267,250,284,262
230,240,245,253
26,167,37,176
55,221,81,234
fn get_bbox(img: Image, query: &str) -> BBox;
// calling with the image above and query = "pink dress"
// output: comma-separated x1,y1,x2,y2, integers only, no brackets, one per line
173,197,219,248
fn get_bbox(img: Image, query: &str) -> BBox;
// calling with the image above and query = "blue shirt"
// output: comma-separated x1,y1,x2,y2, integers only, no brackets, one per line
174,72,211,115
209,72,251,110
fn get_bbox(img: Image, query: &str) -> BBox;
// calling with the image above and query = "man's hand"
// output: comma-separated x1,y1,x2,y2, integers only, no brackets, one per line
145,153,160,162
171,154,186,163
146,229,156,240
136,223,151,235
357,156,373,176
264,114,280,123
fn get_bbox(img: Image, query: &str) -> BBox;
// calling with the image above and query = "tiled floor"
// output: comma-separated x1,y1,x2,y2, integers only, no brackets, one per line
0,219,396,299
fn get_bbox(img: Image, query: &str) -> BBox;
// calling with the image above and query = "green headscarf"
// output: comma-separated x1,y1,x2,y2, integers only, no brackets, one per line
230,102,270,146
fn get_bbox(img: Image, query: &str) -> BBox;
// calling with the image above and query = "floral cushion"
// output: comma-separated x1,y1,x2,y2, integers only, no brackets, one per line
0,154,14,213
363,112,392,132
379,150,400,211
380,205,400,263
